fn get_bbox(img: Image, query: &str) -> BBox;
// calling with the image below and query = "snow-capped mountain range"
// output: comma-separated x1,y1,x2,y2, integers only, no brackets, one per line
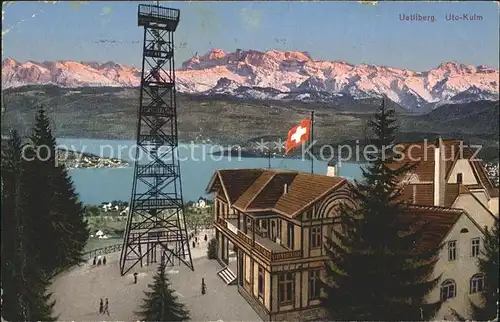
2,49,499,110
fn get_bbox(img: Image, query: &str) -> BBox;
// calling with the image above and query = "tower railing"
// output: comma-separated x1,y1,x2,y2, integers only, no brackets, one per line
138,4,179,20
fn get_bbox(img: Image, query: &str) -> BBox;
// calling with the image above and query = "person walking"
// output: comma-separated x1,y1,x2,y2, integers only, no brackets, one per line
103,298,110,316
103,256,107,265
99,298,103,314
201,278,206,295
133,272,138,284
93,256,97,266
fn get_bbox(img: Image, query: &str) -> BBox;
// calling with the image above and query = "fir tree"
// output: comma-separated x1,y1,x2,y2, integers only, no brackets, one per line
1,130,57,321
207,237,218,259
136,262,190,321
321,99,442,321
25,106,89,275
1,130,26,320
472,222,500,320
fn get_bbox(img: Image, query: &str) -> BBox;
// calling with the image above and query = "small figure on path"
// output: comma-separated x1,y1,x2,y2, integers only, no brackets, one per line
103,256,107,265
201,278,206,295
97,258,102,266
133,272,138,284
204,234,207,242
99,298,103,314
92,256,96,266
192,240,196,248
103,298,110,316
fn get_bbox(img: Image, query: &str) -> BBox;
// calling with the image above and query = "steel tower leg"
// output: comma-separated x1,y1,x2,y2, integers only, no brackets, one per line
120,5,193,276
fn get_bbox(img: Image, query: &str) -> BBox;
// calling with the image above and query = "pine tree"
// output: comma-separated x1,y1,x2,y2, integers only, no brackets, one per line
25,106,89,275
1,130,57,321
136,262,190,321
470,223,499,320
321,99,442,321
1,130,26,320
207,237,218,259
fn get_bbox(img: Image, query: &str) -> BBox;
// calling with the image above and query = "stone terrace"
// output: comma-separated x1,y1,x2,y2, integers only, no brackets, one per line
50,230,262,321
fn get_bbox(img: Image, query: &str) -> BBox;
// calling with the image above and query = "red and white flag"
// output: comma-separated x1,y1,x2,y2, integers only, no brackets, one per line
285,118,311,153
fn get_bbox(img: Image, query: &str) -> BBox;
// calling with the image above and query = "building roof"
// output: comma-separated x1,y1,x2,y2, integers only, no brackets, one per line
390,140,499,206
388,139,461,182
401,205,464,251
206,168,347,218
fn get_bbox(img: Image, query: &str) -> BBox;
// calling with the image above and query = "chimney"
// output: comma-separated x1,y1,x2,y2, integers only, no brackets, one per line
433,137,446,206
327,161,337,177
283,183,288,195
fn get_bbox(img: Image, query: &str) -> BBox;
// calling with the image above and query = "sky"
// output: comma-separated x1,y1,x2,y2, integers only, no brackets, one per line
2,1,499,71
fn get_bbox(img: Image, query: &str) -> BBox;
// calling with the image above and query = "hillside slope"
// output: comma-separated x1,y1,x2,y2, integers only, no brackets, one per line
2,86,498,161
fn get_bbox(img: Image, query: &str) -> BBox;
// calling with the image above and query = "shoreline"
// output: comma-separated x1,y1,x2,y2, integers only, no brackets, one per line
56,147,129,169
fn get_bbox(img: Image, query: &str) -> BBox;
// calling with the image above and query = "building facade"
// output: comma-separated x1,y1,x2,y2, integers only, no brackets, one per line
404,206,487,320
208,143,497,321
206,169,354,321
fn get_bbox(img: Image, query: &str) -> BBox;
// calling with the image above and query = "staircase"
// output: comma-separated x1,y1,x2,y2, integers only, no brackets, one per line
217,266,237,285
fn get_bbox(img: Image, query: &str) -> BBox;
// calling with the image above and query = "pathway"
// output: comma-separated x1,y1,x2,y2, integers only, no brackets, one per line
50,229,261,321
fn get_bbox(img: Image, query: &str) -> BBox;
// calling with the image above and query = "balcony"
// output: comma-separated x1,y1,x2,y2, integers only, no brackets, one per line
215,217,302,263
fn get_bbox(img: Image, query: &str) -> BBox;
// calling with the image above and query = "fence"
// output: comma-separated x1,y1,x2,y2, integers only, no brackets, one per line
83,243,123,260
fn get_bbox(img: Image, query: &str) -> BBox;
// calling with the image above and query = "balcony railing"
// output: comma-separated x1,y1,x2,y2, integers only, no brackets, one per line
215,217,301,262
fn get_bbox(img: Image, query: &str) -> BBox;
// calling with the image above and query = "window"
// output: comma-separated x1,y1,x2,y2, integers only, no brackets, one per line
471,238,480,257
278,272,294,305
470,274,485,294
448,240,457,261
440,280,456,301
258,266,264,298
456,173,463,184
287,223,294,250
311,227,322,248
308,270,321,300
244,255,251,283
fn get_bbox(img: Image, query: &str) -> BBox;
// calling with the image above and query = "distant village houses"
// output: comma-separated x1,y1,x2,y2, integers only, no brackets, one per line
99,201,129,213
195,197,208,209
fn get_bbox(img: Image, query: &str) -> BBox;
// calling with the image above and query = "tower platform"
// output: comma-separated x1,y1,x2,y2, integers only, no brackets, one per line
138,4,180,31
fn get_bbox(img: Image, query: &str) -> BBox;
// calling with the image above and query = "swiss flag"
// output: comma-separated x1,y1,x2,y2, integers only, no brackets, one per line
285,118,311,153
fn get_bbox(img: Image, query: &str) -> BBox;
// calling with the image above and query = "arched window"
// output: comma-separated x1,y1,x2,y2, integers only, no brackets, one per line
470,274,485,294
440,279,456,301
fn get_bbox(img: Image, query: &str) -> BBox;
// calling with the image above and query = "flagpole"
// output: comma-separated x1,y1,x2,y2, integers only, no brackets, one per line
311,111,314,174
268,146,271,169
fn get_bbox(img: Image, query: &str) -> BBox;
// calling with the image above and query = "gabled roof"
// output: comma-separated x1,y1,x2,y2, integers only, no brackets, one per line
457,184,498,222
401,205,464,251
390,140,498,207
388,139,462,182
206,168,347,218
469,159,499,198
206,169,264,206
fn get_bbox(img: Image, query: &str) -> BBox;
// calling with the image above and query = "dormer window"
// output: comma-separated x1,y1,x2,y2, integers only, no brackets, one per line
456,173,463,184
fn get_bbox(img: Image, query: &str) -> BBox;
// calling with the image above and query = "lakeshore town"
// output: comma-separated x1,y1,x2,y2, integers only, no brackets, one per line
56,148,129,169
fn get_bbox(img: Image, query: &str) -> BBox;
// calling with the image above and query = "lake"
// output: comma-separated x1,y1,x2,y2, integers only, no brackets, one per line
58,138,363,205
